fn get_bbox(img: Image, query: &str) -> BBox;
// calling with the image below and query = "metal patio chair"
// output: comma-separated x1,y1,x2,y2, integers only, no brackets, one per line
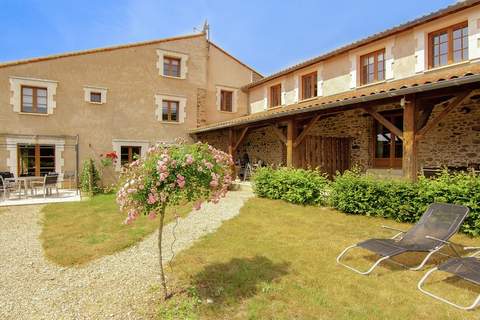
0,173,19,201
418,236,480,311
336,203,469,275
32,173,59,198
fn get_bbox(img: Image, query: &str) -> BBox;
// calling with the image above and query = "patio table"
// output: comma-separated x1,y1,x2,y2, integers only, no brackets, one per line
5,176,44,198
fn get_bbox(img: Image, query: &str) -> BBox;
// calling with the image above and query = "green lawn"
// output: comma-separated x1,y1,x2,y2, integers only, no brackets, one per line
159,197,480,320
40,193,191,266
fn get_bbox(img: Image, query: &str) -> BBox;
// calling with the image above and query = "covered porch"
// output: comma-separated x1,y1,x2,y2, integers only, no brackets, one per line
192,72,480,181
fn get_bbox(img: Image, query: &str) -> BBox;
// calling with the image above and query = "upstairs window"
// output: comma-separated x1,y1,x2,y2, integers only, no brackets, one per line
162,100,179,122
90,92,102,103
21,86,47,114
429,22,468,69
360,49,385,85
163,56,181,77
270,84,281,107
120,146,141,166
301,72,317,100
220,90,233,112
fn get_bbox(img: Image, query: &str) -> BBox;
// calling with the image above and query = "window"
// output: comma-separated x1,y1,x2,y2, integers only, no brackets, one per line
120,146,141,166
220,90,233,112
21,86,47,114
163,56,181,77
360,49,385,85
301,72,317,100
429,22,468,69
17,144,55,176
270,84,281,107
90,92,102,103
162,100,179,122
373,112,403,168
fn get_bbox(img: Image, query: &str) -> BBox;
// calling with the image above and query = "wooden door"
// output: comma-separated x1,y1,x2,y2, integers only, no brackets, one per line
297,136,352,177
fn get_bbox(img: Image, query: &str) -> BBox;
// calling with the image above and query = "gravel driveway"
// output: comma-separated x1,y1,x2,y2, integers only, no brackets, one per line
0,190,253,320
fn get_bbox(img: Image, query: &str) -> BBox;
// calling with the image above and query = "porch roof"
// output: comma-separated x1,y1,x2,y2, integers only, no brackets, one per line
190,64,480,134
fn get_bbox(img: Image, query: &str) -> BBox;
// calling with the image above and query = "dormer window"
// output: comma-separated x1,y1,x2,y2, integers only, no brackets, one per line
360,49,385,85
163,56,181,77
429,22,468,69
301,72,317,100
21,86,47,114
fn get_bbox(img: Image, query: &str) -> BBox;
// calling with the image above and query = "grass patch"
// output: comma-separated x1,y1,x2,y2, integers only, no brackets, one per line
40,193,191,267
159,197,480,320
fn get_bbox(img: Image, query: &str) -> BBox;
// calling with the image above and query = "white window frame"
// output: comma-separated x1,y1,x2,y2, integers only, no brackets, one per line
9,76,58,115
154,94,187,123
156,49,189,79
84,86,108,104
215,85,238,113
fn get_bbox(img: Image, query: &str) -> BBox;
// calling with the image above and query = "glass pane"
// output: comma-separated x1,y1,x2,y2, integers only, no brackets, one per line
440,42,448,55
440,54,448,66
37,89,47,97
375,124,391,158
40,145,55,157
454,38,462,51
395,136,403,158
453,29,461,39
22,104,33,112
22,87,33,95
23,95,32,103
162,101,169,121
131,147,141,160
37,96,47,105
433,35,439,45
454,50,462,63
171,103,178,121
440,33,448,43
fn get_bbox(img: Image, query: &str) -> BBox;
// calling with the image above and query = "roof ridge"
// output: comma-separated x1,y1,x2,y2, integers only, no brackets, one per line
0,32,205,68
243,0,480,89
207,41,263,77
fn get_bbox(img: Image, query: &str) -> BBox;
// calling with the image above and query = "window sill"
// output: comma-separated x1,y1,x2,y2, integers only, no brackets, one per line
86,101,104,105
159,121,181,125
298,97,318,103
357,80,387,89
161,74,185,80
218,110,237,114
268,105,284,110
18,112,49,116
424,60,470,73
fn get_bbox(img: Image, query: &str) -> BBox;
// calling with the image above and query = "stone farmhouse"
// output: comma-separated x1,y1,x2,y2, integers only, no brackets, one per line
1,0,480,182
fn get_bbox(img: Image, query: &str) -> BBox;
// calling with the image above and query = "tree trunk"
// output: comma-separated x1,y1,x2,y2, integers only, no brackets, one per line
158,206,168,299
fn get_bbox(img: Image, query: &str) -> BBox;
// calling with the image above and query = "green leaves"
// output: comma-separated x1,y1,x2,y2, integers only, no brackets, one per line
252,167,330,206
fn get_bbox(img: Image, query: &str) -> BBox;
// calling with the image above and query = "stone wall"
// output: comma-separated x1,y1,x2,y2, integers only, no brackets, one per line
236,127,285,166
419,102,480,168
308,108,373,169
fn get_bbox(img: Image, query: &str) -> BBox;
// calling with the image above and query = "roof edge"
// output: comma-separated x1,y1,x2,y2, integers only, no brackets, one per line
0,33,205,69
208,41,263,77
243,0,480,90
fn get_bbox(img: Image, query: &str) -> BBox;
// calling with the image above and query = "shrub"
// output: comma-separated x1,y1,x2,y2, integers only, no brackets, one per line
331,169,480,236
79,158,101,195
252,167,330,206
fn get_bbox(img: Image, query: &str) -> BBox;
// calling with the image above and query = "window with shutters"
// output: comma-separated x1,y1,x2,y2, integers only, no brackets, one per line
220,90,233,112
270,84,281,107
301,72,317,100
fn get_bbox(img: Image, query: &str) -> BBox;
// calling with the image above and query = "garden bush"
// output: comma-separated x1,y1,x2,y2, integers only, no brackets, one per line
252,167,330,206
331,168,480,236
79,158,101,195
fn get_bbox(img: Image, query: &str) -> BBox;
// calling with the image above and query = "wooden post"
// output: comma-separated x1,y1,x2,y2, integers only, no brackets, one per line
286,119,296,167
403,96,418,181
228,128,236,177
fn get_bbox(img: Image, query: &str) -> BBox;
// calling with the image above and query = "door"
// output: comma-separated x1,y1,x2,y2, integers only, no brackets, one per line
297,136,352,177
17,144,56,176
373,112,403,168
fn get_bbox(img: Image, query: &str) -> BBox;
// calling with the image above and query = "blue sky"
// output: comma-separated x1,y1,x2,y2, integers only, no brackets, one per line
0,0,454,75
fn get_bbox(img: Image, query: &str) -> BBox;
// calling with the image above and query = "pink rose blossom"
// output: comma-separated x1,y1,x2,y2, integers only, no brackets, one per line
148,211,157,220
147,193,158,204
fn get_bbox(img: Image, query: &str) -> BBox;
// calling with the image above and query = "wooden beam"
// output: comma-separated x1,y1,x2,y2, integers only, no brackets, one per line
415,104,434,131
286,119,295,167
232,127,249,152
416,91,471,140
228,128,234,156
363,107,404,141
293,113,322,148
269,124,287,145
403,97,418,181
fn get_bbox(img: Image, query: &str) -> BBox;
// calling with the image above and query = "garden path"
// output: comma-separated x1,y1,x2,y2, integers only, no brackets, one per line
0,190,253,320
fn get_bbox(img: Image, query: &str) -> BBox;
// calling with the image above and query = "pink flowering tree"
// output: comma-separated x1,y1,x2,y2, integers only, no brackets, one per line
116,142,233,299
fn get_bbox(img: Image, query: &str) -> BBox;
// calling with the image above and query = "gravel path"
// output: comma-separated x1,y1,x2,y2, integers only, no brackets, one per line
0,190,253,320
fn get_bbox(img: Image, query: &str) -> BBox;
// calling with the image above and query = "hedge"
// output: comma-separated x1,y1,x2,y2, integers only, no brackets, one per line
252,167,330,206
252,167,480,236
